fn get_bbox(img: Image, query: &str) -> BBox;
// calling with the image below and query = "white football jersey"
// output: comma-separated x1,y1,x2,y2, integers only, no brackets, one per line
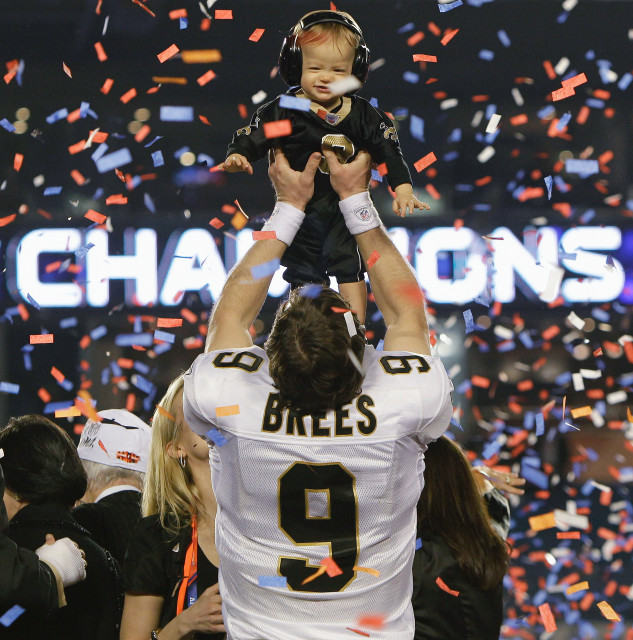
184,345,453,640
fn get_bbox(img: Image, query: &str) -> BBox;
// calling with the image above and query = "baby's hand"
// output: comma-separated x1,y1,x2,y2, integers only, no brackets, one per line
222,153,253,175
392,184,430,217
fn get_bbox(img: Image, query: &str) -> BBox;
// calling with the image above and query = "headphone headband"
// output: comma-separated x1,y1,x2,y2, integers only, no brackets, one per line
292,11,364,40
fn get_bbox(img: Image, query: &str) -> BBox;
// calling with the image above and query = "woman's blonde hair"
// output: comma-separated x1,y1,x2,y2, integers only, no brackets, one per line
142,374,203,536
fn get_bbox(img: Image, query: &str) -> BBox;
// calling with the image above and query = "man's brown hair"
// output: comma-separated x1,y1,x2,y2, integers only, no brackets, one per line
265,286,365,413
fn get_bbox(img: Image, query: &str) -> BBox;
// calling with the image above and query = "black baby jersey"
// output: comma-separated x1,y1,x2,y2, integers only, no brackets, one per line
227,89,412,284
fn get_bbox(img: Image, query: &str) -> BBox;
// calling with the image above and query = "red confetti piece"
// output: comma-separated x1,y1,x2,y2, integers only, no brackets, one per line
263,119,292,139
562,72,588,89
425,184,441,200
158,44,180,63
100,77,114,94
197,69,216,86
199,115,211,125
157,318,183,328
407,31,425,46
120,88,137,104
331,306,349,313
209,218,224,229
376,162,388,176
70,170,86,185
414,151,437,173
542,60,557,80
14,153,23,171
94,41,107,61
238,103,248,118
0,214,17,227
50,366,65,383
30,334,54,344
252,231,277,240
557,531,581,539
366,250,380,269
135,124,151,142
169,8,187,19
356,615,385,629
131,0,155,17
539,603,557,632
106,194,127,204
435,576,459,596
346,629,370,638
68,140,86,155
413,54,437,62
85,209,107,224
214,9,233,18
62,61,72,77
441,28,459,46
38,388,51,403
249,28,265,42
551,85,575,101
320,557,343,577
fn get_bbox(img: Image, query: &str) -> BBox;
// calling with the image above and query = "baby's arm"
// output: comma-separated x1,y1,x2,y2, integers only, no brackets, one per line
393,183,430,217
222,153,253,174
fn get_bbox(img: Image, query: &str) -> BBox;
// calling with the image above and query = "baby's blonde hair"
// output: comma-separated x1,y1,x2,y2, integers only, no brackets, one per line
142,374,204,536
295,11,360,53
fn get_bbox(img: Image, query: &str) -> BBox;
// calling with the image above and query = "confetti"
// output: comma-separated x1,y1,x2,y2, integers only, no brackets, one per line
413,54,437,63
0,605,25,627
279,95,311,112
249,28,265,42
30,334,54,344
538,603,557,632
353,565,380,577
413,151,437,173
206,427,228,447
435,576,459,596
344,311,357,337
157,44,180,63
257,576,287,588
438,0,463,12
263,120,292,139
196,69,216,86
597,601,621,621
215,405,240,417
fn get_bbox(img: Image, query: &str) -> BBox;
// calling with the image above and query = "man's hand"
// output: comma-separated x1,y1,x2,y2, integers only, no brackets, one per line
268,148,321,210
222,153,253,175
323,148,372,200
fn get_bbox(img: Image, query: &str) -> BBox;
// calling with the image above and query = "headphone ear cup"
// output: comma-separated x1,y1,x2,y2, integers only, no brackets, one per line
352,43,370,85
279,34,302,87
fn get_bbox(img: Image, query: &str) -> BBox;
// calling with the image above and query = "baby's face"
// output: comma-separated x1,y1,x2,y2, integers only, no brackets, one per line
300,37,355,111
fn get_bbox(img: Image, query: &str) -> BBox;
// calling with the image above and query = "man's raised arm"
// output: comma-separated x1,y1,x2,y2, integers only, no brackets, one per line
322,148,431,356
205,150,322,352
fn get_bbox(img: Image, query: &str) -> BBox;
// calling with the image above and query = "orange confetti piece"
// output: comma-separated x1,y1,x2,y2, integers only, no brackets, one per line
126,393,136,412
209,217,224,229
252,231,277,240
552,85,576,101
180,308,198,324
425,184,441,200
50,367,65,383
215,405,240,417
557,531,581,539
366,250,380,269
346,629,370,638
249,28,265,42
197,69,216,86
597,601,620,621
539,603,557,632
407,31,425,47
356,615,385,629
131,0,155,17
413,54,437,62
441,28,459,46
471,375,491,389
157,318,183,328
85,209,107,224
214,9,233,18
14,153,23,171
510,114,528,126
106,194,128,205
320,557,343,577
0,214,17,227
570,406,592,419
529,512,556,532
158,44,179,63
135,124,151,142
567,581,589,595
157,405,176,421
263,119,292,139
435,576,459,596
352,565,380,577
70,169,86,185
414,151,437,173
38,388,51,403
62,61,72,77
302,565,328,585
68,140,86,155
181,49,222,64
55,406,81,418
94,41,107,61
30,334,54,344
120,88,137,104
169,8,187,19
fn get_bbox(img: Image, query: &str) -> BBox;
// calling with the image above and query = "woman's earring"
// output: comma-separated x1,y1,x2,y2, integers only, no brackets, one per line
179,453,186,468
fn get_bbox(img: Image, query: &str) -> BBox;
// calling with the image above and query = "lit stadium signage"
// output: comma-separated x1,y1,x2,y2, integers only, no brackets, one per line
3,225,626,308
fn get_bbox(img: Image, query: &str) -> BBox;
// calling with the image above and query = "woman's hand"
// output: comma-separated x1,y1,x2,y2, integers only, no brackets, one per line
474,466,526,495
177,583,225,635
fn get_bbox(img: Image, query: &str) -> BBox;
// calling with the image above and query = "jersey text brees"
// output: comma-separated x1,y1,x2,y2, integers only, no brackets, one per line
262,393,377,437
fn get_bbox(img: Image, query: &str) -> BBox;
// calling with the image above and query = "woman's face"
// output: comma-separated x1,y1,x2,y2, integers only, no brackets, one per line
173,389,210,465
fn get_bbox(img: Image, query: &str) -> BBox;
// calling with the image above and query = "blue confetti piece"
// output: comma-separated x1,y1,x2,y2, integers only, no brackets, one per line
43,186,62,196
179,17,188,29
473,296,490,307
251,258,280,280
90,325,107,340
144,192,156,213
397,22,415,34
133,316,142,333
153,342,172,355
565,158,599,175
154,329,176,344
258,576,287,588
449,416,463,431
132,374,155,395
556,112,572,130
133,361,150,375
26,293,40,309
91,144,108,164
455,184,473,192
152,150,164,167
0,382,20,394
535,412,545,436
553,175,570,192
79,101,90,118
447,128,462,143
43,400,74,414
75,242,95,259
115,333,154,347
585,98,605,109
144,136,163,148
206,427,228,447
46,108,69,124
497,341,515,353
0,605,25,627
369,97,379,108
60,317,78,328
463,309,475,333
0,118,16,132
497,29,511,47
482,439,502,460
403,71,420,84
59,379,74,392
537,105,555,119
110,362,123,377
410,115,424,142
415,538,422,550
478,49,494,61
618,72,632,90
95,148,132,174
279,94,311,112
370,169,383,182
298,284,323,298
443,151,459,162
556,11,569,23
544,175,553,199
174,146,191,159
438,0,463,11
520,463,549,490
376,339,384,352
128,175,142,189
160,106,194,122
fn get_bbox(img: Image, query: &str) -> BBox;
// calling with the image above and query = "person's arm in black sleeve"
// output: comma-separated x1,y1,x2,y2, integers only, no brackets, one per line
361,101,430,217
223,99,281,174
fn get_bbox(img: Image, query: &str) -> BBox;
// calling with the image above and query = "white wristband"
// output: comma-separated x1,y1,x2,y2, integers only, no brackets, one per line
338,192,381,235
261,202,306,247
36,537,87,587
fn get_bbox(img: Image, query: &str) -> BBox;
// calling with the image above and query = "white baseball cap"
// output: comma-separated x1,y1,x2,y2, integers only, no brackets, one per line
77,409,151,474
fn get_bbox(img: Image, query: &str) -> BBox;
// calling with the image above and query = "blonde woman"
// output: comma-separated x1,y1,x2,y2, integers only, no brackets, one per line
120,375,225,640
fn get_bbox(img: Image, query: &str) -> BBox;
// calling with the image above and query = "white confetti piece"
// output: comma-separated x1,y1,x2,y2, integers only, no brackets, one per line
327,75,362,96
485,113,501,133
477,145,495,163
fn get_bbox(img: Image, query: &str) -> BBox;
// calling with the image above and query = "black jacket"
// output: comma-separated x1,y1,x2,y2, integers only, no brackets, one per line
5,502,124,640
0,466,59,615
412,489,510,640
73,489,142,566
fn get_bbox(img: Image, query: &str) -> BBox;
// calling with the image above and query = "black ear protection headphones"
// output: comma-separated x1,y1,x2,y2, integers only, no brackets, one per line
278,11,370,88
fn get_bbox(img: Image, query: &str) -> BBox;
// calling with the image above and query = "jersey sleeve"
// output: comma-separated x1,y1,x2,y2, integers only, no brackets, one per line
358,100,412,189
415,356,454,445
183,353,220,439
226,98,281,163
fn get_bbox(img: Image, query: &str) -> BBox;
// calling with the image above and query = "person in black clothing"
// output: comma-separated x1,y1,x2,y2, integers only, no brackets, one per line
223,10,430,323
0,415,123,640
120,375,224,640
412,435,525,640
73,408,150,565
1,462,86,617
